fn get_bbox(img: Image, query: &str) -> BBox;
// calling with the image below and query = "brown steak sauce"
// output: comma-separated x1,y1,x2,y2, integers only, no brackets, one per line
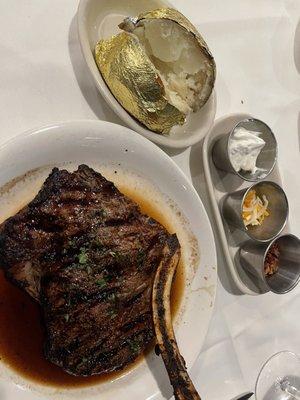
0,182,185,388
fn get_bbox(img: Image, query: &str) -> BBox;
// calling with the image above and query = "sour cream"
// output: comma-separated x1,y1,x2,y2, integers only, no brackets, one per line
229,127,265,174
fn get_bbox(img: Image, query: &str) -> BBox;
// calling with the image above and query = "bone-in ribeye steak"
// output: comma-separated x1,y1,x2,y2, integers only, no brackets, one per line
0,165,180,376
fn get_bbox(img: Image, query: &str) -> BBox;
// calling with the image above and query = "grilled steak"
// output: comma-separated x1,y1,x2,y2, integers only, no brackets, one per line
0,165,180,376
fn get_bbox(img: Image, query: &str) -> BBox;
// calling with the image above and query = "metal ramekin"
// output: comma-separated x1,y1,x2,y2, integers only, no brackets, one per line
222,181,289,242
240,234,300,294
212,118,277,182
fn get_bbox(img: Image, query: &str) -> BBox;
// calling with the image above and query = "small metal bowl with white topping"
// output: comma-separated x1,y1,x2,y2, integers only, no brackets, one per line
212,118,277,182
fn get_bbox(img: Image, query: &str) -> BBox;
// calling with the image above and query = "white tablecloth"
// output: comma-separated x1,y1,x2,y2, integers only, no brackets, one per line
0,1,299,399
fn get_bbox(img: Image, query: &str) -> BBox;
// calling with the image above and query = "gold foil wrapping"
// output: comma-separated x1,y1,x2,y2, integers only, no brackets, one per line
95,32,185,134
95,8,215,134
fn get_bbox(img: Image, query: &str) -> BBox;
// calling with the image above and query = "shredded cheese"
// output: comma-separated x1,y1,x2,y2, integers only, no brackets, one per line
242,189,269,228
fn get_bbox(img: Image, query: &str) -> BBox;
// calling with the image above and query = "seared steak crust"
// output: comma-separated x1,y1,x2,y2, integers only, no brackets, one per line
0,165,179,376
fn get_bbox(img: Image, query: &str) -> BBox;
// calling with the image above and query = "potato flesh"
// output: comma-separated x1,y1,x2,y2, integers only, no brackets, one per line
133,19,210,114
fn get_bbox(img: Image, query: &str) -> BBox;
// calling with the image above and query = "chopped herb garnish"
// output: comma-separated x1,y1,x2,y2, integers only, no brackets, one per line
78,248,88,264
128,340,140,353
86,265,92,275
96,278,107,288
109,309,117,319
68,238,77,248
108,293,116,302
64,314,70,322
77,357,88,368
94,209,107,218
70,263,81,269
65,298,72,307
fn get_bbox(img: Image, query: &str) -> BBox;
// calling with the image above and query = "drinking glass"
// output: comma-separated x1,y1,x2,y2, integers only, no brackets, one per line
255,351,300,400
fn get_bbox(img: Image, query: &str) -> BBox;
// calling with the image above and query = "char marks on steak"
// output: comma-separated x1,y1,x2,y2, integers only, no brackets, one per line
0,165,180,376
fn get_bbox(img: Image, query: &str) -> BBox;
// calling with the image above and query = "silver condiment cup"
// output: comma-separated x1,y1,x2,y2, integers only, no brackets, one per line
240,234,300,294
212,118,277,182
222,181,288,242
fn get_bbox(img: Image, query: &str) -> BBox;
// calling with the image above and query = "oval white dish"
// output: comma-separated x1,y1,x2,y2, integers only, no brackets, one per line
203,113,289,295
77,0,216,148
0,120,217,399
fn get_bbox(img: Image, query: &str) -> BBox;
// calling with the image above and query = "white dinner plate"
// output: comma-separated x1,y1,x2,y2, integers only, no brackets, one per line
0,120,217,400
77,0,217,148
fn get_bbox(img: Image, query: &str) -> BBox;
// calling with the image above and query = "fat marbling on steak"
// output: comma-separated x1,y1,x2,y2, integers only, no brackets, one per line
0,165,180,376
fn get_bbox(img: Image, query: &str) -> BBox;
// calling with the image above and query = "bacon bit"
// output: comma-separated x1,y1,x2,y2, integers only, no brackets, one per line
264,243,280,277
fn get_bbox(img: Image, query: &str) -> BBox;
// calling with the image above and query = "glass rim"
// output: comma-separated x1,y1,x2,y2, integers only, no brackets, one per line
255,350,300,398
